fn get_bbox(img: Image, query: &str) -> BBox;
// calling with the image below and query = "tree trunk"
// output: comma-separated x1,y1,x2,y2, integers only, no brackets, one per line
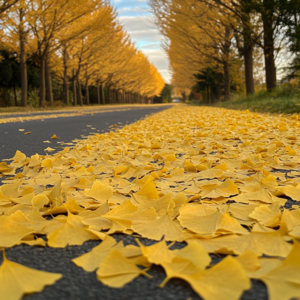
242,12,255,95
244,45,255,95
86,82,89,105
223,61,230,101
39,56,46,107
206,85,210,104
19,12,27,107
223,27,231,101
210,88,214,104
263,15,276,92
97,85,100,104
77,72,83,105
216,72,222,101
101,84,105,104
109,89,112,103
45,57,53,106
63,49,69,105
85,65,89,105
13,83,17,106
72,69,77,106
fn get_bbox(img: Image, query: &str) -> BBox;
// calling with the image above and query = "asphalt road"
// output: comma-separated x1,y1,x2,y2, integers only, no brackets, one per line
0,105,268,300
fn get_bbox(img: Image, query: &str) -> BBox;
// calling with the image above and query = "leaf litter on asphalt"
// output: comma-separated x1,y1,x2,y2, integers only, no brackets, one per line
1,106,300,299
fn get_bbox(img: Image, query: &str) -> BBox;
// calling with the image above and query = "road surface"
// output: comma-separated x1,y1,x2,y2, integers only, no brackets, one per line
0,105,268,300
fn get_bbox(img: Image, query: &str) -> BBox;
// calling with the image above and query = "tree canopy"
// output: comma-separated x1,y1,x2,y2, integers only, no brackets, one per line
149,0,300,101
0,0,165,107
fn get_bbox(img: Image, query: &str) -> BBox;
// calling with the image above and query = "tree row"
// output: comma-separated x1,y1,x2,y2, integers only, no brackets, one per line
0,0,164,107
149,0,300,101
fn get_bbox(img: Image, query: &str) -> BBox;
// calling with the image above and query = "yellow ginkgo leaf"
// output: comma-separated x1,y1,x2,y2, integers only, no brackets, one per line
178,209,221,236
47,213,99,248
136,239,175,265
160,256,200,288
0,162,13,173
249,203,282,227
201,179,239,198
281,209,300,231
173,240,211,270
31,194,49,210
190,235,238,254
187,256,251,300
258,240,300,300
234,250,261,273
85,180,114,202
216,211,249,235
277,185,300,201
132,213,187,241
195,169,223,179
228,223,292,257
138,193,175,216
246,258,282,279
41,158,53,168
11,150,26,162
51,134,58,139
135,177,159,200
96,249,152,288
0,252,62,300
0,216,35,248
44,147,55,152
289,225,300,238
72,236,120,272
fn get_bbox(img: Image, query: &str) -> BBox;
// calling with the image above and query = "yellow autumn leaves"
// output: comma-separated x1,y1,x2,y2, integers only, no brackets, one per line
1,106,300,300
0,252,61,300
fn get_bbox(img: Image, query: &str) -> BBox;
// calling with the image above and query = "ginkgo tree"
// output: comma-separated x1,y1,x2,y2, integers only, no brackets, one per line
150,0,238,101
0,0,164,107
150,0,297,100
0,0,19,14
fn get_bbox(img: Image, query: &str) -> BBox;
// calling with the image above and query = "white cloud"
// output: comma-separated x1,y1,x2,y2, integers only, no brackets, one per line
111,1,170,82
119,16,170,82
143,49,171,82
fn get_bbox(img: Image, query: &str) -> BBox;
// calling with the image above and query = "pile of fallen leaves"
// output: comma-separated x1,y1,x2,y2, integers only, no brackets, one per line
1,106,300,300
0,107,134,124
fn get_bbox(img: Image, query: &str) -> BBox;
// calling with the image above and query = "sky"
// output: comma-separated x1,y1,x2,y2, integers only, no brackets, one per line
111,0,171,83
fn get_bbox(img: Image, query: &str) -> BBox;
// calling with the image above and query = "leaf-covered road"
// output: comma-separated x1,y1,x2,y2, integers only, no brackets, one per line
0,105,172,160
1,105,300,300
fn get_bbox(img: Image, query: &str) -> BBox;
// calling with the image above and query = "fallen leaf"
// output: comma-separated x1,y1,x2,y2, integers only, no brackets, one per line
0,251,62,300
96,249,152,287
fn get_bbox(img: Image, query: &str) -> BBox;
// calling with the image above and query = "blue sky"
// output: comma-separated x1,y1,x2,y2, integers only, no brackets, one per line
111,0,170,82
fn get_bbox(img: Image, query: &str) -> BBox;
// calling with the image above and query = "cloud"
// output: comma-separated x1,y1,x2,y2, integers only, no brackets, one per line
111,1,171,82
143,49,170,80
118,6,149,14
